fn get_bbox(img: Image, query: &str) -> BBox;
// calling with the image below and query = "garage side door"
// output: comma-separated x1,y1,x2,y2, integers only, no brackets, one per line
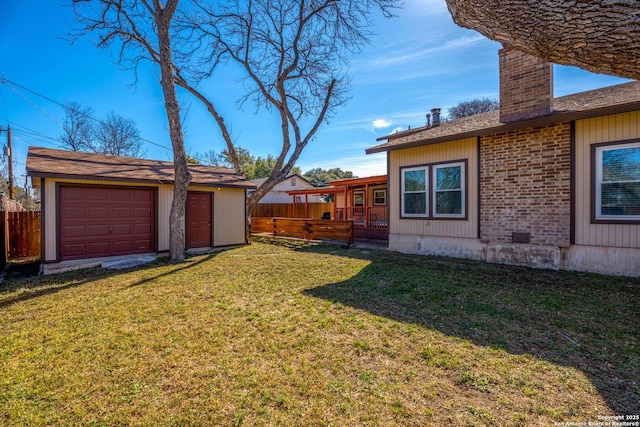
186,192,212,249
59,186,155,261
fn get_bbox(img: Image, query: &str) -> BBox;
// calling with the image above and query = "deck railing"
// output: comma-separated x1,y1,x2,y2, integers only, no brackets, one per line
250,217,354,246
334,206,388,230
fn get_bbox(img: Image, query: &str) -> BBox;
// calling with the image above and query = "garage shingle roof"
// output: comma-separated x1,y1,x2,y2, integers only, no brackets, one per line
367,81,640,154
26,146,256,189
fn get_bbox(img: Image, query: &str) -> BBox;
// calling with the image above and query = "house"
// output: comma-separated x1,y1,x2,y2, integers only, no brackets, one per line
288,175,388,240
366,47,640,277
250,174,321,203
26,146,255,271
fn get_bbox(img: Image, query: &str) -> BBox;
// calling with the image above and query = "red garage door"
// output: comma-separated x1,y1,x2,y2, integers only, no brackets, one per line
59,186,155,261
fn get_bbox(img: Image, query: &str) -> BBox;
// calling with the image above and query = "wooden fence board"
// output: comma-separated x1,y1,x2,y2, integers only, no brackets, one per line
0,212,7,267
250,216,353,246
5,211,41,260
250,217,275,234
252,203,333,219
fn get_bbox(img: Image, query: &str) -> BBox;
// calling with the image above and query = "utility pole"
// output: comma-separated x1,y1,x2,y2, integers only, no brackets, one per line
7,126,13,200
1,125,14,200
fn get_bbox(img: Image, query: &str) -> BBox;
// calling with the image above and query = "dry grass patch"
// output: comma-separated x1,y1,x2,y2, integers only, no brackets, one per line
0,240,638,426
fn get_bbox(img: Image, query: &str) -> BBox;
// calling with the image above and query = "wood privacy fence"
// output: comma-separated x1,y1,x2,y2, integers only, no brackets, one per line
251,217,354,246
1,211,41,265
252,202,334,219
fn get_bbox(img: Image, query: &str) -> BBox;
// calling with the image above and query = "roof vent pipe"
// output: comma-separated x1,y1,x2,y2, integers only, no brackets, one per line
426,113,431,127
431,108,441,126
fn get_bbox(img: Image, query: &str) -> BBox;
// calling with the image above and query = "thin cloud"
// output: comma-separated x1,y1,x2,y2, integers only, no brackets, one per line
372,119,392,128
369,34,485,69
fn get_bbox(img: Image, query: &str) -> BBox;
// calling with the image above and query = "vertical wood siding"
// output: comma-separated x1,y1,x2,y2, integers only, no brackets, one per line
388,137,478,238
210,187,247,246
44,178,56,262
4,211,40,260
157,186,173,251
575,111,640,248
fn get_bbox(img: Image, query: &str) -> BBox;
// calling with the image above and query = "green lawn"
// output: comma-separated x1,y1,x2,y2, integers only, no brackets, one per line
1,239,638,426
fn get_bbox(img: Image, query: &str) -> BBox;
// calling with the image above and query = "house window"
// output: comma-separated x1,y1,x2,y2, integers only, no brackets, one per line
400,160,467,219
291,177,297,186
433,162,464,217
353,191,365,206
401,167,428,216
595,141,640,221
373,189,387,206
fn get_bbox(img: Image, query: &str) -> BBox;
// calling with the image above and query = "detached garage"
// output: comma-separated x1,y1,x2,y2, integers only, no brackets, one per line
26,146,255,268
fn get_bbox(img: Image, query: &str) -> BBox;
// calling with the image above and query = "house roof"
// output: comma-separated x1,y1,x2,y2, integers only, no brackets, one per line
250,173,313,189
367,81,640,154
329,175,387,187
288,175,388,196
26,146,256,189
287,186,348,196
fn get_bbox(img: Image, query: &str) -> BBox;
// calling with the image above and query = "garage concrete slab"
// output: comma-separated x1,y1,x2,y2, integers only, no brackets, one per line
101,255,157,270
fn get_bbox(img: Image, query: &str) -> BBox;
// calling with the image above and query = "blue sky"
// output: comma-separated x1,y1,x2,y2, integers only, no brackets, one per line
0,0,631,185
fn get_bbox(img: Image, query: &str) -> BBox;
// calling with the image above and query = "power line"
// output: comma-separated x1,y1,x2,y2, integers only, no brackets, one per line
0,85,9,121
0,119,64,148
12,130,62,149
7,121,60,142
1,79,64,129
0,75,173,152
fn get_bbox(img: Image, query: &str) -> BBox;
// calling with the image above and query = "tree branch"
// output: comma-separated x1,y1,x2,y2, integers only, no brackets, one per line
445,0,640,80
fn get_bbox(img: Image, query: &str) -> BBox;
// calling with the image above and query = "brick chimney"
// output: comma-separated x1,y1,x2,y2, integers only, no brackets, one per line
499,46,553,123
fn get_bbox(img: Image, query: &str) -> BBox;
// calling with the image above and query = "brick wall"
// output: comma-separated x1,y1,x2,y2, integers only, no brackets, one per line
499,47,553,123
480,122,571,246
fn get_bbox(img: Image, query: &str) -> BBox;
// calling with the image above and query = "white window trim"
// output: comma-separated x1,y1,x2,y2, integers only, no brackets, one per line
401,166,428,217
595,141,640,221
373,189,387,206
432,161,466,218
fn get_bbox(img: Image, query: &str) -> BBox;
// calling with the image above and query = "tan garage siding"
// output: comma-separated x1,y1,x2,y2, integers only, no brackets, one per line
575,112,640,248
157,186,173,251
210,187,247,246
388,137,478,239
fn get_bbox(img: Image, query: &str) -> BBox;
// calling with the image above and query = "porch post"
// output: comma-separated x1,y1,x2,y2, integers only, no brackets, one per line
332,192,336,219
292,194,296,218
305,194,309,218
344,187,348,220
365,183,369,228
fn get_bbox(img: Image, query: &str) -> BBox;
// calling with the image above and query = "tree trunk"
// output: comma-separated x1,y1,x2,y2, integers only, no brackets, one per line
157,2,192,261
244,171,289,243
444,0,640,80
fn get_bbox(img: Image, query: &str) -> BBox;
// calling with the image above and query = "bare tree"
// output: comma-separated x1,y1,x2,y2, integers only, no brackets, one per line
94,111,146,157
195,149,225,167
60,101,95,152
72,0,397,249
447,98,498,120
444,0,640,80
61,104,146,157
178,0,398,220
72,0,191,261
